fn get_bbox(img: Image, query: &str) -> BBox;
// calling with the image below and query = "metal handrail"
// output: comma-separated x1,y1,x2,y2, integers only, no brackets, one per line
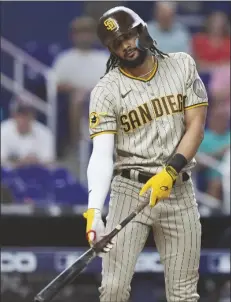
1,73,48,113
1,37,57,150
1,37,50,77
194,187,221,209
196,152,224,174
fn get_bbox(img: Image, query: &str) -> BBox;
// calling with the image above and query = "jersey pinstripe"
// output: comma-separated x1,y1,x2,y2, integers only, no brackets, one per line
89,52,208,175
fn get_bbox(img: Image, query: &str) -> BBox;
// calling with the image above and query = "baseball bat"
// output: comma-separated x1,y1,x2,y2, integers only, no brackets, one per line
34,201,148,302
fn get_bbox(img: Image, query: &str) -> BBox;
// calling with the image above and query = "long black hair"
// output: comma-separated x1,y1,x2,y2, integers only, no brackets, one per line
104,44,168,75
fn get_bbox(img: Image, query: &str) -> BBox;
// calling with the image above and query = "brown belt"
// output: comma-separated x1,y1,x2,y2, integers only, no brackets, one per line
117,169,189,184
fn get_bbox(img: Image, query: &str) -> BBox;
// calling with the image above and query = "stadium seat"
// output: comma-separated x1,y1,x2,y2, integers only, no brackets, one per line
51,167,88,205
1,166,27,201
1,165,88,205
13,165,54,204
1,166,13,184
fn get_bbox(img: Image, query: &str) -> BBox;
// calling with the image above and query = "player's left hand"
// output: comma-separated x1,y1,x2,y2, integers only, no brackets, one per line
83,208,114,254
139,166,178,207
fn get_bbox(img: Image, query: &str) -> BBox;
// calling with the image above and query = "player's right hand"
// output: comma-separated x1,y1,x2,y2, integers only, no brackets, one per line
139,166,178,207
83,208,113,253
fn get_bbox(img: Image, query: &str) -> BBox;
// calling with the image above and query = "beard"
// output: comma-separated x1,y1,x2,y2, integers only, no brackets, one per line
118,48,148,69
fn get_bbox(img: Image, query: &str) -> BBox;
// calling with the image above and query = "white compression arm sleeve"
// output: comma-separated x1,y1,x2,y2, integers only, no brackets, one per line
87,134,115,211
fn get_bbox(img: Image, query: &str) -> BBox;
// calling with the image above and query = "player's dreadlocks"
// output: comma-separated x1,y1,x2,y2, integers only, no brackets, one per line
105,54,120,74
104,44,168,75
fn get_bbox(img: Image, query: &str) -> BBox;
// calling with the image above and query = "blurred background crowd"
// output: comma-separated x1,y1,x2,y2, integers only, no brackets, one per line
1,0,230,215
1,1,230,302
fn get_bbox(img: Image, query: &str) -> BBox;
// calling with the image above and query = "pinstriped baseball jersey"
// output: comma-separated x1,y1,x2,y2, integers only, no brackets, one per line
89,52,208,174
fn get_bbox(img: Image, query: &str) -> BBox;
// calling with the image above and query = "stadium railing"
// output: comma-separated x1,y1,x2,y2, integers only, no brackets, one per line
0,36,57,151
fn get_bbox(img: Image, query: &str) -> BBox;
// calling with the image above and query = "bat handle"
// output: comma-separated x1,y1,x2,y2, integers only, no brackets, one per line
93,201,148,253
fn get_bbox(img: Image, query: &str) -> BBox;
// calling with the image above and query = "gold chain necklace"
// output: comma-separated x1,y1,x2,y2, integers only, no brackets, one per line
137,58,156,78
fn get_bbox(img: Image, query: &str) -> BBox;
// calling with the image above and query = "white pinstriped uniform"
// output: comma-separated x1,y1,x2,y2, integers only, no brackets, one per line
89,52,208,302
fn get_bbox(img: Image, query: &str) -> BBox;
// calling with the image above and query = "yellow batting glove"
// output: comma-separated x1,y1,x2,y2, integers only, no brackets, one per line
83,208,105,245
83,208,114,254
83,208,95,240
139,166,178,207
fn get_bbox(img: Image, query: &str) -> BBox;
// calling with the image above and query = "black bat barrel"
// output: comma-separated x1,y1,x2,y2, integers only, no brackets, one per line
34,248,95,302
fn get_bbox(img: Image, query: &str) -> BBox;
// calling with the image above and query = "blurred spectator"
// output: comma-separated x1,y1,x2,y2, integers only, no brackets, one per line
209,64,230,111
198,106,230,201
52,16,108,148
1,100,55,167
84,1,123,22
219,149,230,215
192,11,230,72
147,1,191,53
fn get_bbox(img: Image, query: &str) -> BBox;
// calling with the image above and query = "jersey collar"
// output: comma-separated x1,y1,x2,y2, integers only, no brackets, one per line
119,59,158,82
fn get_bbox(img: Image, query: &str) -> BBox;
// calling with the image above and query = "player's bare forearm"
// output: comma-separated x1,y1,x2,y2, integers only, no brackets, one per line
176,105,208,162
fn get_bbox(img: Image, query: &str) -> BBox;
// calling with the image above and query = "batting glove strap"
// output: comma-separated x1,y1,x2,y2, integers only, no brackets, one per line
168,153,188,174
165,165,178,181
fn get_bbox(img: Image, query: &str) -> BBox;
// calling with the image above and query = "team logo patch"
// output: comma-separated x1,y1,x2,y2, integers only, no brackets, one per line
104,18,118,31
89,112,100,129
193,78,207,99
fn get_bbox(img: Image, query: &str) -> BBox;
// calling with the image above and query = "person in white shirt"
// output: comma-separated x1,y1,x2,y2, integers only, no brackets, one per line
1,101,55,167
52,16,108,147
147,2,191,54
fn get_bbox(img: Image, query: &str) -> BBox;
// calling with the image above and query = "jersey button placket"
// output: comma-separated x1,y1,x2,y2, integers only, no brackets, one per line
147,82,154,96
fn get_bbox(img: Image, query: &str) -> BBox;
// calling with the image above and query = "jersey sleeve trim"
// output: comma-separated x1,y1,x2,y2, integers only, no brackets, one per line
90,130,117,139
184,102,208,111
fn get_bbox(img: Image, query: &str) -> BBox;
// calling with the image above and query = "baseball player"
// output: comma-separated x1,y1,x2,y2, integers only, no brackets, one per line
83,6,208,302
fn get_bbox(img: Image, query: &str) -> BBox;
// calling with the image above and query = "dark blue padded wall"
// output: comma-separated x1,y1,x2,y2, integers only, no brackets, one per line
1,1,84,47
